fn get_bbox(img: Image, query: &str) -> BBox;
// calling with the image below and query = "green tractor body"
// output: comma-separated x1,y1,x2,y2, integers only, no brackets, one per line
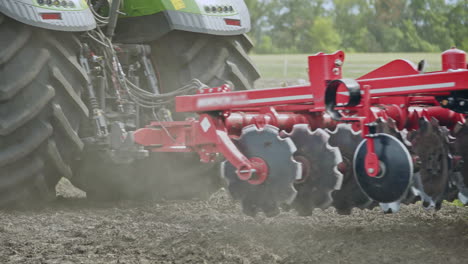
121,0,202,17
115,0,251,43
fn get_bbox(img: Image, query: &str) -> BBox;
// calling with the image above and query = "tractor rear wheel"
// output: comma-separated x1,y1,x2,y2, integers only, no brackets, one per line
0,14,87,206
72,31,260,200
152,31,259,93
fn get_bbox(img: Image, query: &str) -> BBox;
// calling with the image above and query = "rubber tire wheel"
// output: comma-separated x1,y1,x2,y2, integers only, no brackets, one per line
153,31,259,93
0,14,87,207
74,31,260,201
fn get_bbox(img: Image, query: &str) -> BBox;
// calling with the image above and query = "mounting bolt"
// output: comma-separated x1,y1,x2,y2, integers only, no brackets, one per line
335,59,343,67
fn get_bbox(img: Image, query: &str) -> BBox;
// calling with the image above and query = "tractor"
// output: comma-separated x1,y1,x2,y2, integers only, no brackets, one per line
0,0,259,204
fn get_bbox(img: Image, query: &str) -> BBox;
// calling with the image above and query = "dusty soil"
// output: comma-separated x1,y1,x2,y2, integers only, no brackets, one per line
0,179,466,264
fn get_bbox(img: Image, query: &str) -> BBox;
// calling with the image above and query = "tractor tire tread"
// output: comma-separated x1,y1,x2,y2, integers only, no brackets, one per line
0,14,86,206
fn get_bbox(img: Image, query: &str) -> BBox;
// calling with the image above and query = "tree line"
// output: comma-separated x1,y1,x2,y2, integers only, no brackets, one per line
245,0,467,53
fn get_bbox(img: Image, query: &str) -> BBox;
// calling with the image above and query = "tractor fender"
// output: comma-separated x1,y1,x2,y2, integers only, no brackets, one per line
0,0,96,32
114,0,251,43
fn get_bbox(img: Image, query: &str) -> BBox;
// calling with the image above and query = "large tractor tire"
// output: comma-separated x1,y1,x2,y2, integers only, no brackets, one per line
0,14,87,206
152,31,259,93
73,31,260,201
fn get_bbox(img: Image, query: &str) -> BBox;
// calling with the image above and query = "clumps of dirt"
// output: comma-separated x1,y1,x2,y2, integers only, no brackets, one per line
0,184,467,263
56,178,86,199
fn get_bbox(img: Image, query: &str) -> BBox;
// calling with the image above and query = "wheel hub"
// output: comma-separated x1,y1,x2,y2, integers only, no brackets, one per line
247,157,269,185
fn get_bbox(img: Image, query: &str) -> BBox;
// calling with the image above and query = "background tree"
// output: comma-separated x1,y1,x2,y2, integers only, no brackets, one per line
246,0,465,53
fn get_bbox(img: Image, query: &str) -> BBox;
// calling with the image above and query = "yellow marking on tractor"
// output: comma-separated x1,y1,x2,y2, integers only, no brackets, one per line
171,0,186,10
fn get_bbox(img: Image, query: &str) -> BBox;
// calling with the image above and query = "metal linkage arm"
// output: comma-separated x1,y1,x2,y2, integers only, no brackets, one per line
132,114,259,181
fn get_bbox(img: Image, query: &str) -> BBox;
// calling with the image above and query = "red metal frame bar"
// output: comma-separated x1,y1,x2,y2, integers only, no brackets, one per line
176,85,315,112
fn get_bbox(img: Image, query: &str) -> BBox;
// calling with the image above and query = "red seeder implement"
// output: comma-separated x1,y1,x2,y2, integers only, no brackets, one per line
133,48,468,216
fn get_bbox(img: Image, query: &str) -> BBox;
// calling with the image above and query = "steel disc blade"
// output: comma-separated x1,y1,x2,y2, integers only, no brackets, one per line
454,122,468,185
376,118,405,141
222,125,300,217
379,202,401,214
282,124,343,216
327,124,374,214
459,190,468,205
410,172,438,208
354,133,413,203
408,117,450,205
453,122,468,204
376,117,420,206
